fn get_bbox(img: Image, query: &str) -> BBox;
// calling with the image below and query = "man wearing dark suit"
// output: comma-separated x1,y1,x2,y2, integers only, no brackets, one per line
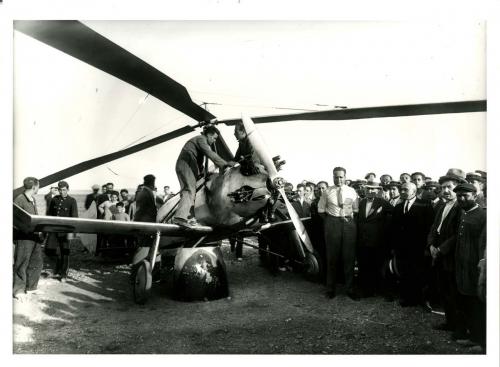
427,169,465,337
390,182,434,306
357,183,393,297
291,184,311,218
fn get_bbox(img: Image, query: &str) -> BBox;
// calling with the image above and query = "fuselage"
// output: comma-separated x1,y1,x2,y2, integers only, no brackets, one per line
157,165,271,227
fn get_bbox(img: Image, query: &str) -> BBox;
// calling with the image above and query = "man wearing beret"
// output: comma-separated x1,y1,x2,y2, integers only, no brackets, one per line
47,180,78,282
453,183,486,351
466,172,486,209
427,169,465,337
390,182,434,307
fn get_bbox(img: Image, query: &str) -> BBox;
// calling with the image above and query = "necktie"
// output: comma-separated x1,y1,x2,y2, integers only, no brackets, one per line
338,186,344,208
404,200,410,214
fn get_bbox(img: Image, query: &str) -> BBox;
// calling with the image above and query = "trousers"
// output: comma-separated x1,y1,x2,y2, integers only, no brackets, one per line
13,240,43,296
324,215,357,293
175,159,198,220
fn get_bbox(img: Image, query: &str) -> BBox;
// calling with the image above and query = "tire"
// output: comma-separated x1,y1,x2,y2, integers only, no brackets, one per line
303,250,323,282
133,259,152,304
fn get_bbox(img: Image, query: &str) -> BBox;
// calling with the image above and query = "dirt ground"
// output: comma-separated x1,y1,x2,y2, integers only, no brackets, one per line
13,239,482,355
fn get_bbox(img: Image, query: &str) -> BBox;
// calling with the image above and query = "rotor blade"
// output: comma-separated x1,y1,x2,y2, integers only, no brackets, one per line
220,100,486,125
213,134,234,161
15,20,215,123
241,115,313,253
13,125,195,198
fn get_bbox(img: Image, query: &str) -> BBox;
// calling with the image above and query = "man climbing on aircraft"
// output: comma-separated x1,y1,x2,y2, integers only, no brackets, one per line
173,125,236,227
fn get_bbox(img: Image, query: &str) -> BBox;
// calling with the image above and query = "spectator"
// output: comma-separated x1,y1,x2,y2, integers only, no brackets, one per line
47,180,78,282
390,182,434,307
380,174,392,200
356,183,393,298
399,172,411,184
163,185,174,203
112,202,130,222
453,183,486,351
120,189,131,213
44,186,59,215
388,181,403,207
128,184,144,221
318,167,359,300
84,184,100,210
411,171,434,201
466,172,486,208
427,170,463,337
292,184,311,218
365,172,376,184
13,177,44,301
98,190,119,220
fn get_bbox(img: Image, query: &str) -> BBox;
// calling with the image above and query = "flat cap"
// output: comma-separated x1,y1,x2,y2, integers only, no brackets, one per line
453,183,477,193
91,184,100,190
466,172,485,183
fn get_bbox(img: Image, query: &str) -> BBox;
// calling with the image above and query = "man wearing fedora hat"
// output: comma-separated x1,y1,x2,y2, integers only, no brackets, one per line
427,169,464,336
466,172,486,208
453,183,486,351
357,183,393,297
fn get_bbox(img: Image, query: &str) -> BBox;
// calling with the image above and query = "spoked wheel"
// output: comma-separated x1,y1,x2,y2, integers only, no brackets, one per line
133,259,152,304
303,251,323,282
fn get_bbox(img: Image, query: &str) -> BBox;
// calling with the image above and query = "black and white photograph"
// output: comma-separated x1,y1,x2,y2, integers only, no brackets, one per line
3,1,499,365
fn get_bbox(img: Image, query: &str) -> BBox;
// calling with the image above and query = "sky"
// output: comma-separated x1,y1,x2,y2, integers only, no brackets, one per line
13,21,486,193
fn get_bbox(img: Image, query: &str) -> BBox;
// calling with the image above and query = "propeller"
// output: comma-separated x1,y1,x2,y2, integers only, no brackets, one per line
220,100,486,125
241,115,314,254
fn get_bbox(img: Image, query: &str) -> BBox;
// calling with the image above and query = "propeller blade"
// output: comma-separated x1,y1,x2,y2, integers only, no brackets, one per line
15,20,214,123
278,188,314,254
241,115,313,253
13,125,195,198
220,100,486,125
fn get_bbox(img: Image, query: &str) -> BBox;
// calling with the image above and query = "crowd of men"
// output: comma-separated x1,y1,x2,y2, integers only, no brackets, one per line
275,168,486,352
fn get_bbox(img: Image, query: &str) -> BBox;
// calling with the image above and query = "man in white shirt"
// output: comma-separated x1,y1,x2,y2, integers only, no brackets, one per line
318,167,359,300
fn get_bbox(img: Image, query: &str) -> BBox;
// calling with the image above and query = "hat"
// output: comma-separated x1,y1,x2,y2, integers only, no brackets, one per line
364,183,382,189
438,168,466,185
425,181,440,189
91,184,100,190
453,183,477,193
364,172,376,180
388,181,401,188
466,172,485,183
475,170,487,179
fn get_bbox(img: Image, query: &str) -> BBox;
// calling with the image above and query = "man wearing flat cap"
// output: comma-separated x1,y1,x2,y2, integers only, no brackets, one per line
453,183,486,351
466,172,486,208
426,169,465,337
47,180,79,281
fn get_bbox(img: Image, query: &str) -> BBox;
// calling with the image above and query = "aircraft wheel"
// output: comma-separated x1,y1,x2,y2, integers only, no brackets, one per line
303,251,322,282
133,259,152,304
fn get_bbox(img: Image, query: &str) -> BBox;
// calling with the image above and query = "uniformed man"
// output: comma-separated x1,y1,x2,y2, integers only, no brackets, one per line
13,177,44,300
173,125,235,227
47,180,78,281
